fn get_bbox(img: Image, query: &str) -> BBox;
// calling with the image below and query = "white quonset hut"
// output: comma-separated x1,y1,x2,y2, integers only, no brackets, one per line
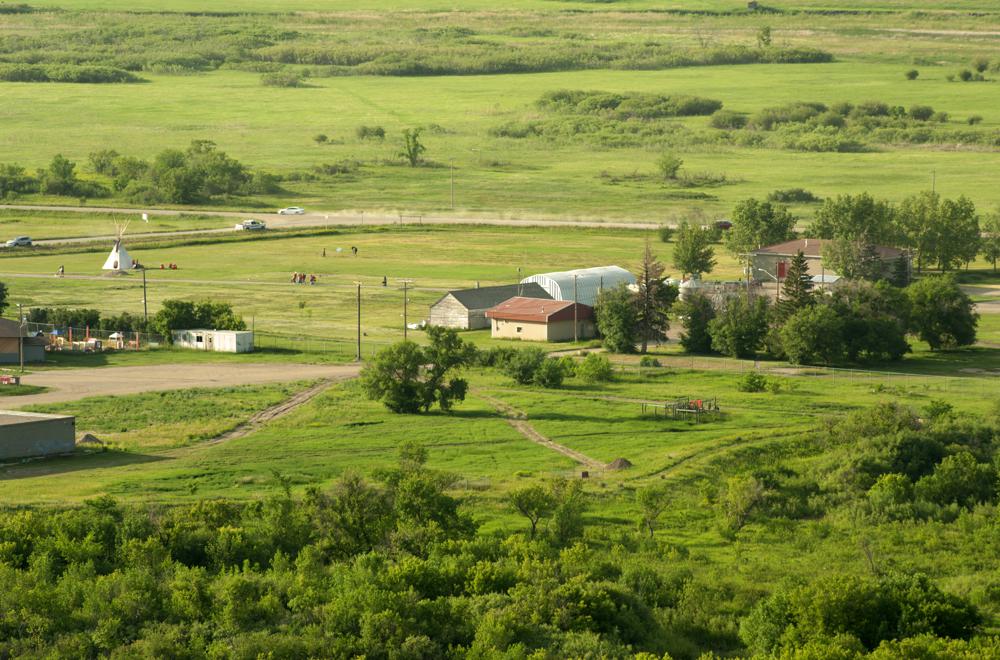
520,266,635,307
171,329,254,353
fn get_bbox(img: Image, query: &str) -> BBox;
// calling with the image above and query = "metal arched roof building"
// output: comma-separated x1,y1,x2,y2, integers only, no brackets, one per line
520,266,635,307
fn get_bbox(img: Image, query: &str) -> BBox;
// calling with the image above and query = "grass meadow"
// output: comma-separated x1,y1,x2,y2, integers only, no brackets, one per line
1,3,1000,220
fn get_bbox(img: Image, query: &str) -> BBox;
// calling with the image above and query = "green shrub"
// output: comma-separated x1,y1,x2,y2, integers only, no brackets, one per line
356,125,386,140
503,348,547,385
908,105,934,121
534,358,567,388
905,69,919,80
657,225,673,243
709,109,747,129
577,353,613,383
638,355,660,368
967,115,983,125
736,371,767,393
261,70,305,87
767,188,820,203
958,69,973,82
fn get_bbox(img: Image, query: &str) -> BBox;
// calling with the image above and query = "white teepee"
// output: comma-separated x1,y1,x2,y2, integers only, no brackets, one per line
103,217,133,272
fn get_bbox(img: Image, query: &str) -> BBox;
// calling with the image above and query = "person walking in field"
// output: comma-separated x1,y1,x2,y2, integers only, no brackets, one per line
291,272,299,284
56,265,64,277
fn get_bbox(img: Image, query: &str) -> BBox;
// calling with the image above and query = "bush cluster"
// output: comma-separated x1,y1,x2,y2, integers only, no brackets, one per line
538,89,723,119
0,63,141,83
87,141,280,205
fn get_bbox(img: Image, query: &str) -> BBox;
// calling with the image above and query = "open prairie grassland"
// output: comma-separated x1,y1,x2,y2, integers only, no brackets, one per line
2,2,1000,656
1,2,1000,219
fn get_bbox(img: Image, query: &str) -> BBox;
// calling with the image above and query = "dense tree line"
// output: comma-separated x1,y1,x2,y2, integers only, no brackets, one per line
0,143,280,204
0,403,996,657
678,270,977,365
89,141,281,205
24,300,245,340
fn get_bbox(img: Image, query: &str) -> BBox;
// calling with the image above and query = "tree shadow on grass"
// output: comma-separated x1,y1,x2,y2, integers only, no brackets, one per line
0,449,166,481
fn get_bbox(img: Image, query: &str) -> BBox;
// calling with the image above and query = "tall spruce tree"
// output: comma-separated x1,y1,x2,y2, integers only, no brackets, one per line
635,242,679,353
775,250,813,322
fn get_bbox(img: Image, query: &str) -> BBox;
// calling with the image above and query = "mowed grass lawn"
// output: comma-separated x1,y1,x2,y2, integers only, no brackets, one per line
0,366,994,520
0,225,733,345
3,60,1000,220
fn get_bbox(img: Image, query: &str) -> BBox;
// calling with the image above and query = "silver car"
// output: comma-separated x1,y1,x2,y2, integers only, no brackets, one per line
278,206,305,215
5,236,31,247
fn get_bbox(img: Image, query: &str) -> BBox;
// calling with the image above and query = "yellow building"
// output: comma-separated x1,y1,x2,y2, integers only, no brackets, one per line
485,297,595,342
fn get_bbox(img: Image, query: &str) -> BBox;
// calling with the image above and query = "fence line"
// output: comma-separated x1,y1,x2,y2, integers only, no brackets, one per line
21,321,165,352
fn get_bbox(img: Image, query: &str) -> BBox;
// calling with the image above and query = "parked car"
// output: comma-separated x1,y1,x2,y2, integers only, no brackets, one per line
713,220,733,231
278,206,305,215
234,219,266,231
5,236,32,247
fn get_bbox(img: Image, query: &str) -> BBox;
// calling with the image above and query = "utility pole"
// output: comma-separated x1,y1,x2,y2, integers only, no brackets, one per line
355,282,362,361
517,267,522,296
573,275,579,343
141,267,148,326
400,279,414,339
17,303,24,374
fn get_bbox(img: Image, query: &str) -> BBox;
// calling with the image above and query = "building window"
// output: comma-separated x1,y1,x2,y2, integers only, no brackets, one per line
516,326,522,333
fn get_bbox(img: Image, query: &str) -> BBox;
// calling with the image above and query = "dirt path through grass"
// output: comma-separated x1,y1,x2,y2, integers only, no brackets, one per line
200,379,336,447
6,363,360,407
480,394,604,469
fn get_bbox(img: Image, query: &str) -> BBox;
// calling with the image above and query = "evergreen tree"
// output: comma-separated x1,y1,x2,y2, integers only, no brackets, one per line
635,242,678,353
775,250,813,322
891,253,911,287
677,291,716,354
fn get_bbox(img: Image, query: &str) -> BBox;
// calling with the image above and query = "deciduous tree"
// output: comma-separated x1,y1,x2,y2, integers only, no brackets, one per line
726,198,796,264
595,283,638,353
906,275,978,350
399,128,426,167
709,295,769,358
671,219,716,277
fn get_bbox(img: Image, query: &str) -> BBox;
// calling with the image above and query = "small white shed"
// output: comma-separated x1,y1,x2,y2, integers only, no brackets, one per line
171,329,254,353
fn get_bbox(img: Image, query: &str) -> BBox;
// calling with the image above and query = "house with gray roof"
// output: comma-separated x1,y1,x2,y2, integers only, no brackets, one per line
429,283,552,330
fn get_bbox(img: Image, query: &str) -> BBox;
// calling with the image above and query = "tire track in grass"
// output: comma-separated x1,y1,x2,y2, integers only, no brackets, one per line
479,394,604,470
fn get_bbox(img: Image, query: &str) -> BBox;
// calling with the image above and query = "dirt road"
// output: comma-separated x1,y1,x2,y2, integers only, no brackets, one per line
4,363,361,407
1,204,666,247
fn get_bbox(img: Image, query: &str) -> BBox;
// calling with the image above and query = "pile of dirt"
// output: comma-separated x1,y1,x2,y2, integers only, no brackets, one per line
606,457,633,470
77,433,104,446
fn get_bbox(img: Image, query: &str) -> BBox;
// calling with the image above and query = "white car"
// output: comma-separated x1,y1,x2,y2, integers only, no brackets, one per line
5,236,31,247
278,206,305,215
235,219,266,231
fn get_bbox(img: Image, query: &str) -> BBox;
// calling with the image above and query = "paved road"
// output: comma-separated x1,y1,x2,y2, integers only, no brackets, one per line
4,363,361,407
1,203,666,247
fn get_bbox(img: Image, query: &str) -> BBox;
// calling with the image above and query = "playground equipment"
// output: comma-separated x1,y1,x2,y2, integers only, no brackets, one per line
641,397,721,423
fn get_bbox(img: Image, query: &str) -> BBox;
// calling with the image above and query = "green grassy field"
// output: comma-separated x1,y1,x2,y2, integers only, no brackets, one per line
2,223,997,361
2,364,994,509
0,209,226,241
2,4,1000,220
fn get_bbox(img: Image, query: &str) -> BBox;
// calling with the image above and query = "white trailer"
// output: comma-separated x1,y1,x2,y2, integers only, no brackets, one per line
171,329,254,353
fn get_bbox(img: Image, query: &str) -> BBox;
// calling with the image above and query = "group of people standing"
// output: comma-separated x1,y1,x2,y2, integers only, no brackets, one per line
291,272,318,285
